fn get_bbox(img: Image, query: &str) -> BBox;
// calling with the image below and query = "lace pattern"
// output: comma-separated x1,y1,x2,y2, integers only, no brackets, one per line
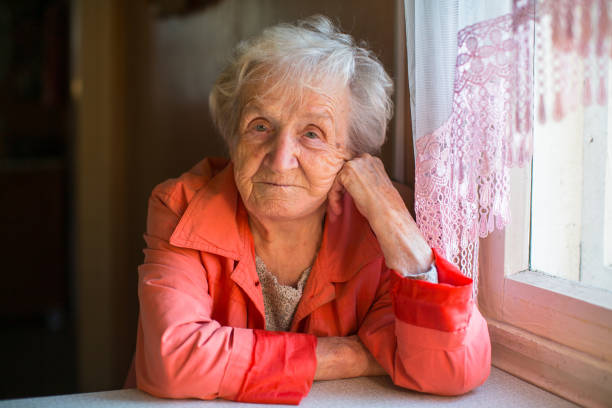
255,255,312,332
414,0,611,294
415,12,533,292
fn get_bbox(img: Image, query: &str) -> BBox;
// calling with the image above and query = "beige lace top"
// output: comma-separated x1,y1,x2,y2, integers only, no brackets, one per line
255,255,312,332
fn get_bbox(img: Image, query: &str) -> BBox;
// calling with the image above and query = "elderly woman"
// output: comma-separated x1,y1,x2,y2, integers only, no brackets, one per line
132,15,490,404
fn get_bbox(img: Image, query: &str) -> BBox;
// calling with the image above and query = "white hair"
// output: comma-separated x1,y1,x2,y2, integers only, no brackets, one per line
209,15,394,155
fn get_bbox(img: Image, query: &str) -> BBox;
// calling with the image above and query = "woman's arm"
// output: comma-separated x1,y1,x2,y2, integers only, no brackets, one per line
360,252,491,395
327,154,491,395
328,153,433,276
314,335,385,380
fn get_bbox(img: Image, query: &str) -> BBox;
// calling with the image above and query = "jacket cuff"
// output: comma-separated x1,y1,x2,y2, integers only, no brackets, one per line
236,330,317,405
217,327,255,399
390,248,473,332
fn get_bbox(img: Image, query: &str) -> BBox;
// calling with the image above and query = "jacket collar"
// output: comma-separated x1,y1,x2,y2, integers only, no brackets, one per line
169,160,382,282
170,161,249,261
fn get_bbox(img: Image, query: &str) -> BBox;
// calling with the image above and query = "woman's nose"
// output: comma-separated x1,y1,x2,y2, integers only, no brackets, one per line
266,129,299,171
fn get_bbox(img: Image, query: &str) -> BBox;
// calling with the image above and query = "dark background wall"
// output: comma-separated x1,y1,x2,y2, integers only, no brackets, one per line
1,0,405,398
0,0,74,398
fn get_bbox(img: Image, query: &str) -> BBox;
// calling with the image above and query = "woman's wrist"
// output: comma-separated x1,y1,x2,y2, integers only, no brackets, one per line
405,262,439,283
371,208,434,276
314,336,385,380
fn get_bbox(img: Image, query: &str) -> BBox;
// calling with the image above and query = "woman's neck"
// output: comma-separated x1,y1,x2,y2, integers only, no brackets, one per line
249,207,325,286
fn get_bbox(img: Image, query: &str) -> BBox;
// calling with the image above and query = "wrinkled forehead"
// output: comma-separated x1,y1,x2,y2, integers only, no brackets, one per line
239,64,350,117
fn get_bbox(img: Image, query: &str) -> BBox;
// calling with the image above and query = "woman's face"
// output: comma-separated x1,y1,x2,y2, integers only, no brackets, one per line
232,84,351,222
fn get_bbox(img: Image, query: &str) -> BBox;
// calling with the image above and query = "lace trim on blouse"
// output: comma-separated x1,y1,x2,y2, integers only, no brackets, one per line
255,255,312,332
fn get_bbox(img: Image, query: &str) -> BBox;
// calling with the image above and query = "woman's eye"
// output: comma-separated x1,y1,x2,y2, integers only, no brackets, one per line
254,123,268,132
305,131,319,140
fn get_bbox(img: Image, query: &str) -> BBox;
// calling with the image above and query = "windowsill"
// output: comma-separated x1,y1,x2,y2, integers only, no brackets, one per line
0,367,577,407
479,164,612,407
501,269,612,362
509,270,612,310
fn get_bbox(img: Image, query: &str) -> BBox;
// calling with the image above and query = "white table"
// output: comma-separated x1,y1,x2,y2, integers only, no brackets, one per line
0,367,577,407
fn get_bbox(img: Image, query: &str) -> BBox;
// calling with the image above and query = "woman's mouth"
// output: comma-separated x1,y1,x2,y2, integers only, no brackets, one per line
255,181,302,189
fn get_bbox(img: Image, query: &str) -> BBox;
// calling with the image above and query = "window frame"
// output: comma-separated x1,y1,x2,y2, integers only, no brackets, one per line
478,163,612,407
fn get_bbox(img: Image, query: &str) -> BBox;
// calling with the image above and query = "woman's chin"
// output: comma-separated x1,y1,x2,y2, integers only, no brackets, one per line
246,198,325,222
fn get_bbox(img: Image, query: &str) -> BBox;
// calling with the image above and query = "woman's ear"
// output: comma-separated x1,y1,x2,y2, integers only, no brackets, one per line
326,175,345,220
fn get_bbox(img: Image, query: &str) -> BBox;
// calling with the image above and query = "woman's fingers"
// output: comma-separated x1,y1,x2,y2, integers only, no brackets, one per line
328,153,408,226
337,154,402,221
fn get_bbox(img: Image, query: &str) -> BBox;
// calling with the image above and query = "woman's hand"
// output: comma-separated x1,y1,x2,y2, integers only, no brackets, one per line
314,335,386,380
327,154,434,276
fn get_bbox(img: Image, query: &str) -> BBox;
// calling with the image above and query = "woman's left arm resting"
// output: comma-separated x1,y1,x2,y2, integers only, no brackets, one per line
333,154,491,395
360,253,491,395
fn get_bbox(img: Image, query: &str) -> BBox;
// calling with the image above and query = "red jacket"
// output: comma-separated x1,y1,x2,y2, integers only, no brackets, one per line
134,158,491,404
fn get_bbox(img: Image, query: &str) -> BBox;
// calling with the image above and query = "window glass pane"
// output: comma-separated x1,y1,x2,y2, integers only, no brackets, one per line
530,97,583,282
530,31,611,292
605,65,612,269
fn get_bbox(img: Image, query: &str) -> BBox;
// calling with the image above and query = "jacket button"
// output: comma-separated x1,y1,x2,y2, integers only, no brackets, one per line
254,281,260,286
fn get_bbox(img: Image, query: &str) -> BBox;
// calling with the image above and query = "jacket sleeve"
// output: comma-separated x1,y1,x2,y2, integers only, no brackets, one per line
135,187,317,405
357,248,491,395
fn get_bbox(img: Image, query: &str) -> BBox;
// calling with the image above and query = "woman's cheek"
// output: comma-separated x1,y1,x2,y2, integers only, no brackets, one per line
305,150,345,192
232,139,266,188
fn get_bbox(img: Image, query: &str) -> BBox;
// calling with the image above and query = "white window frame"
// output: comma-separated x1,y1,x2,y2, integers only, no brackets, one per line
478,162,612,407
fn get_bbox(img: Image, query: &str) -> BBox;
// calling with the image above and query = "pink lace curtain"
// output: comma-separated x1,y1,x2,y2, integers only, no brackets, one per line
405,0,611,293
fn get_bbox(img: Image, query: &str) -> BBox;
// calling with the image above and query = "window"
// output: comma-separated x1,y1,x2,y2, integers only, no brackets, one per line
479,166,612,408
478,17,612,408
531,50,612,292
